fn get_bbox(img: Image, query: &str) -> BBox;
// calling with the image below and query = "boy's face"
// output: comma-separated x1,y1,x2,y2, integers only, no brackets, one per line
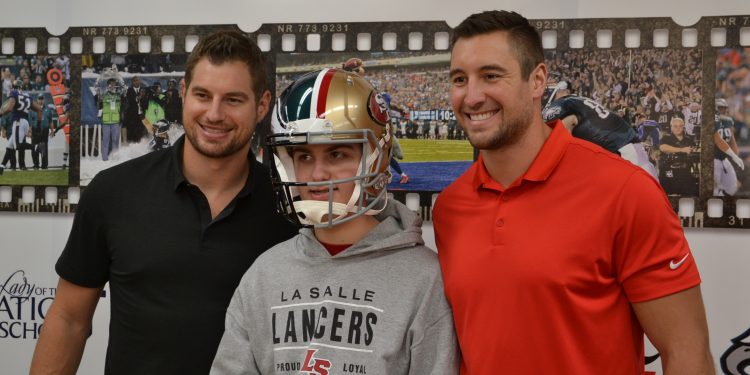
290,143,363,205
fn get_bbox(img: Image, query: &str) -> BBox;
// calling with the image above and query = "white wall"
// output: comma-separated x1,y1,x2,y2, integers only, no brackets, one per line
1,0,748,374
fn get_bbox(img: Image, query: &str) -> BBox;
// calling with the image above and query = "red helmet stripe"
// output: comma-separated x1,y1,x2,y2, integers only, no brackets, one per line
315,69,336,118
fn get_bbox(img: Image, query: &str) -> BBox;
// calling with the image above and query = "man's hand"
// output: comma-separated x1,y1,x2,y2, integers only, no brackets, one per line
726,149,745,171
731,154,745,171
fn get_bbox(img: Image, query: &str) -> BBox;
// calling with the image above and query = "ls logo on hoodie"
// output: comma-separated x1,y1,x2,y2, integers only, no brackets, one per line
301,349,331,375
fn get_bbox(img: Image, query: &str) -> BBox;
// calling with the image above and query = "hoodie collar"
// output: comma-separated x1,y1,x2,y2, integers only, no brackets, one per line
298,198,424,259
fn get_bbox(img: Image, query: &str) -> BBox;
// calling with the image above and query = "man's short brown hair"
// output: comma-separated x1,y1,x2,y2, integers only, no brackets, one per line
184,30,267,102
452,10,544,80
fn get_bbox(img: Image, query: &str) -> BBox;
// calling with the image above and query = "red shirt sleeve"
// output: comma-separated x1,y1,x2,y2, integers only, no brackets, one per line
612,170,701,303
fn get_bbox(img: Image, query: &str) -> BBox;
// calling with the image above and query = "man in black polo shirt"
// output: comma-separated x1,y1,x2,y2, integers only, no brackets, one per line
29,31,298,375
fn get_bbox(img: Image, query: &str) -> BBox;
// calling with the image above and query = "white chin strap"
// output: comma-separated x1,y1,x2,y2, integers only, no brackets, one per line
293,200,352,225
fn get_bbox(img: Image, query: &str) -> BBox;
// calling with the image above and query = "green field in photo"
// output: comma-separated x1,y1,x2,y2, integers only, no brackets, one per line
0,169,68,185
399,139,473,162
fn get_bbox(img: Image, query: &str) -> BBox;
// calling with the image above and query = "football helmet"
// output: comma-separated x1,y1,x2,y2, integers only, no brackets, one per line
12,79,23,89
149,119,172,151
267,68,392,228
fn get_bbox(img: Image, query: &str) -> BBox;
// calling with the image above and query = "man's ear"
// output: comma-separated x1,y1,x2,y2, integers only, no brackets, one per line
530,63,549,99
257,90,272,120
180,83,187,104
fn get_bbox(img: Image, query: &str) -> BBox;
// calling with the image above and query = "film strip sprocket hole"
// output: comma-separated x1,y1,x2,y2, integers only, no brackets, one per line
1,16,750,229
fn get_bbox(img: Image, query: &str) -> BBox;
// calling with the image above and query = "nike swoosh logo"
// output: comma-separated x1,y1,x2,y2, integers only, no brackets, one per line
669,254,690,270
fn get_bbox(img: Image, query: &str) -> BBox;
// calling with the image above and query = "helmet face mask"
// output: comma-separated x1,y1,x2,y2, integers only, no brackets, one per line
267,69,392,228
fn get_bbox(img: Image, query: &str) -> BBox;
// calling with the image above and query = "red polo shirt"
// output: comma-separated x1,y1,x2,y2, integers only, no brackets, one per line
433,120,700,374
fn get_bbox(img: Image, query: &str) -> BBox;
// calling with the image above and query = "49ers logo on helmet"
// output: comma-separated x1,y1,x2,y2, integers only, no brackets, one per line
368,92,390,126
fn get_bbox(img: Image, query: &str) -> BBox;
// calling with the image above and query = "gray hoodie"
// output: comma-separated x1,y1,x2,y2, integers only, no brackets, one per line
211,199,459,375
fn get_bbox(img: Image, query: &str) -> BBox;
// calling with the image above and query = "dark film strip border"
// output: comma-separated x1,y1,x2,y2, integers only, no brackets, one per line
0,16,748,229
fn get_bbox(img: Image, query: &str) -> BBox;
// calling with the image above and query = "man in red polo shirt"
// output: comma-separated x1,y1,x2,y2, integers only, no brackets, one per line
433,10,715,375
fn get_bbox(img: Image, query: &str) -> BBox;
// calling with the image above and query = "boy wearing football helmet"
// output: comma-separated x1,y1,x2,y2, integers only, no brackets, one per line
211,69,458,375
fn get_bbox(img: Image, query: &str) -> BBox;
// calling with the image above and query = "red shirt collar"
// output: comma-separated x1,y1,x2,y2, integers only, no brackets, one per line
319,241,351,256
472,120,570,192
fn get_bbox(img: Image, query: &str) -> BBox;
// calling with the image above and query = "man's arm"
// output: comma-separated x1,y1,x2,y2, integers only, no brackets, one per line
560,114,578,132
32,101,42,123
409,310,460,375
659,143,691,154
210,288,261,375
0,97,16,116
714,131,745,170
29,278,102,375
632,286,715,375
714,131,731,153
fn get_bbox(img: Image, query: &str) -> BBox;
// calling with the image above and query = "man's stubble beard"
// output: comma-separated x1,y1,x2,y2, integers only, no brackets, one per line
463,105,533,151
184,124,252,159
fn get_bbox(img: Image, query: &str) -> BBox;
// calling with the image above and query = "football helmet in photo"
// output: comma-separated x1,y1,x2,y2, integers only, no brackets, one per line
267,68,393,228
149,119,172,151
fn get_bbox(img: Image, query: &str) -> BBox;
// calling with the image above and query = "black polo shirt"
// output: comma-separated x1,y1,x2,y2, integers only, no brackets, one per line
660,133,696,163
56,135,298,375
661,133,696,149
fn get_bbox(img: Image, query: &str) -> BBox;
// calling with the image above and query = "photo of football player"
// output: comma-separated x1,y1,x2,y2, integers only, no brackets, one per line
545,48,702,196
543,80,657,179
29,94,57,169
714,98,744,196
715,47,750,196
149,119,173,151
0,79,40,171
0,55,69,184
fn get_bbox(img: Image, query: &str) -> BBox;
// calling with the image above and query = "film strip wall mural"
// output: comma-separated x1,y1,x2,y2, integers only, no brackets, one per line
0,17,749,229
